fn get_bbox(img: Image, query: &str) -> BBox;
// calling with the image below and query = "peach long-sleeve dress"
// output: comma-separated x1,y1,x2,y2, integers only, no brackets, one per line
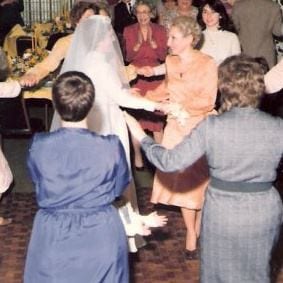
146,50,217,209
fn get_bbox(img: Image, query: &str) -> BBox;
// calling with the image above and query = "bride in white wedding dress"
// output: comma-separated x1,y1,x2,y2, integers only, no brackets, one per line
50,15,166,251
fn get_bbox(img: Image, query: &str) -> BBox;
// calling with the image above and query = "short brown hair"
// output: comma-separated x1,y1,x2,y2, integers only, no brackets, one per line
70,2,100,27
52,71,95,122
171,16,202,47
218,55,265,113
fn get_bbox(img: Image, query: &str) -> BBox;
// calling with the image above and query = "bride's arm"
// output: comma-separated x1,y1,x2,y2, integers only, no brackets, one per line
94,60,158,111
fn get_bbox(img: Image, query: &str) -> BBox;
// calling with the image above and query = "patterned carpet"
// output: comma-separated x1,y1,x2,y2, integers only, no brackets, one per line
0,185,283,283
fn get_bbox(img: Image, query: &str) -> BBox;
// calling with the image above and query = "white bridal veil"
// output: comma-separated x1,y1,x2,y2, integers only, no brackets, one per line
61,15,129,89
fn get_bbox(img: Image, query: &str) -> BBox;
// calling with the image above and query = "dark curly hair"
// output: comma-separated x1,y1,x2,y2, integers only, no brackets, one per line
197,0,236,32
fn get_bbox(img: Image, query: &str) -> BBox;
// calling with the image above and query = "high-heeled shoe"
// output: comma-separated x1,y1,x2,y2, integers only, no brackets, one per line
184,249,199,260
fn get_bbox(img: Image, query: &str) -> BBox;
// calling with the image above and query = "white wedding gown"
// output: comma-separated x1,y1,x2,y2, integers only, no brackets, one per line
50,51,155,251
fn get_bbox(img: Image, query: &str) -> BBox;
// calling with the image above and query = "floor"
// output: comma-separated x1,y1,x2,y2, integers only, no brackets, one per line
0,174,283,283
1,100,283,283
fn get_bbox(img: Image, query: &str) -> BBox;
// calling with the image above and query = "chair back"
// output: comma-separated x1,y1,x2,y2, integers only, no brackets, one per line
0,93,32,136
16,36,33,57
46,32,68,51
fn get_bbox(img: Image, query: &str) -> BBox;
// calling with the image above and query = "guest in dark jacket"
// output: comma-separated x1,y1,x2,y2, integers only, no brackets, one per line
0,0,24,46
114,0,137,54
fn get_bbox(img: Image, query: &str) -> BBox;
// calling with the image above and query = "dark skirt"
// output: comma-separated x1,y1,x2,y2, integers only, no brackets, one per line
200,186,283,283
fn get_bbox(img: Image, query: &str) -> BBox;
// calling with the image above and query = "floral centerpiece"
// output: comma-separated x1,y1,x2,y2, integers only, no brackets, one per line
41,16,73,37
10,48,49,78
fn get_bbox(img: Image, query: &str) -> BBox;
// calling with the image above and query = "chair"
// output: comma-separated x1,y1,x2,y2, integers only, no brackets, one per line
16,36,33,57
0,91,45,150
45,32,68,51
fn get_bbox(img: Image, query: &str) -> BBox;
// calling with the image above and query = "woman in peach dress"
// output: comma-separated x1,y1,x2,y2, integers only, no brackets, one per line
145,16,217,259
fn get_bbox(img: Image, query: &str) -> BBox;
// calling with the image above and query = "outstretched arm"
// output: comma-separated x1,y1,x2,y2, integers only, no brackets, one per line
124,112,207,172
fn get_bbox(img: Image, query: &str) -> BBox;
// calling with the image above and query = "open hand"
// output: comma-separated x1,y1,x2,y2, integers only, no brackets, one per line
143,211,168,227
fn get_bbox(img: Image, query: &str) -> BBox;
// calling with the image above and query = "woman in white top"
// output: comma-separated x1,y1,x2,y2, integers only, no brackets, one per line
197,0,241,65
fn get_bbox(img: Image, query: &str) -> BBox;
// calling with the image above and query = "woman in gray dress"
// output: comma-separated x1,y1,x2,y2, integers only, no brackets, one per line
124,54,283,283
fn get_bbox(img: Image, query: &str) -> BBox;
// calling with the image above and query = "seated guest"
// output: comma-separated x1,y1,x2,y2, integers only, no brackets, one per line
197,0,240,65
24,71,130,283
124,54,283,283
20,1,108,87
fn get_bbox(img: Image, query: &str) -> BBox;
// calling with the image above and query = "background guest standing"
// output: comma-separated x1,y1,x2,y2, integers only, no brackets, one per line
232,0,283,68
197,0,240,65
0,0,24,46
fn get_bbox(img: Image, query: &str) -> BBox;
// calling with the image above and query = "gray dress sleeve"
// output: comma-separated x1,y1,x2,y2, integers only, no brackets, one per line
141,120,207,172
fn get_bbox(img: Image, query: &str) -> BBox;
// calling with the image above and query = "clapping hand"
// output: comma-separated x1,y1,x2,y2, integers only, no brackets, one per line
148,26,157,49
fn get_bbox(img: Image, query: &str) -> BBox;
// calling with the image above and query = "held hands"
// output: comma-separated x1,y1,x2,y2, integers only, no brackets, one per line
136,66,154,77
123,111,147,142
129,87,141,97
167,102,190,126
19,73,39,88
156,101,190,126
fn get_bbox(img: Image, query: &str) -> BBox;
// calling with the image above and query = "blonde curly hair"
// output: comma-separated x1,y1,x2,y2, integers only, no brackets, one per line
171,16,202,47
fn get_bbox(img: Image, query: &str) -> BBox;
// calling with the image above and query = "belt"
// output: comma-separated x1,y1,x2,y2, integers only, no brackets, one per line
210,176,272,193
